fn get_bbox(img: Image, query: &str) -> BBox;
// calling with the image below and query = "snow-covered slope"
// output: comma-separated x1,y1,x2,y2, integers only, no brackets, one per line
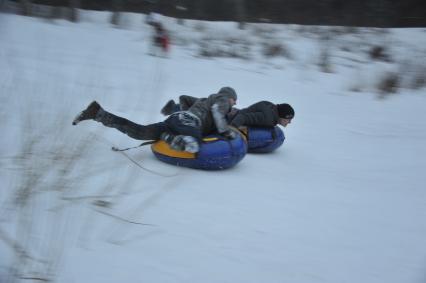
1,12,426,283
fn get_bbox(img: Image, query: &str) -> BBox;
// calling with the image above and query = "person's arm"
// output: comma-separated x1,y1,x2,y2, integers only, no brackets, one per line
179,95,199,111
231,101,277,128
211,98,235,138
231,111,268,127
226,108,240,123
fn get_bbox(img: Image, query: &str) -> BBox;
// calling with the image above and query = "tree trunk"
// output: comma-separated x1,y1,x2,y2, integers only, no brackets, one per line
194,0,205,20
49,5,62,20
69,0,80,22
110,0,122,26
235,0,246,29
175,0,187,25
19,0,32,16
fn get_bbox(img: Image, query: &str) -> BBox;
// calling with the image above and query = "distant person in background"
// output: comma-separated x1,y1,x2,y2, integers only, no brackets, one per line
161,96,295,128
146,12,160,26
146,12,169,56
152,22,169,54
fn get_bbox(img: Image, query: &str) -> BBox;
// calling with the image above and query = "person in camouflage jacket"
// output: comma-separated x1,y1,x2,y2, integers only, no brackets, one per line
72,87,238,153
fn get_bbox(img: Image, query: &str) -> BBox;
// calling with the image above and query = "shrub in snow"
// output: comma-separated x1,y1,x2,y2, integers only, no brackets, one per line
262,42,292,59
318,49,333,73
198,36,251,60
347,63,392,94
377,71,399,95
295,25,323,39
249,24,277,40
369,45,391,62
193,22,207,32
412,72,426,90
398,58,426,90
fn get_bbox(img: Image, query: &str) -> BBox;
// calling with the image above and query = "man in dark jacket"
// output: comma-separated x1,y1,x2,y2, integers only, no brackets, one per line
72,87,238,153
161,96,294,129
229,101,294,128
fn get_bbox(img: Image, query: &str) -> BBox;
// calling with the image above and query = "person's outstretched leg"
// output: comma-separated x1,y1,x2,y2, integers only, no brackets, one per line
72,101,101,125
73,101,167,141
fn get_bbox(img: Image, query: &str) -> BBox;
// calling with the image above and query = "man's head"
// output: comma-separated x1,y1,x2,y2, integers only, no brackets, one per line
276,103,295,127
218,87,237,106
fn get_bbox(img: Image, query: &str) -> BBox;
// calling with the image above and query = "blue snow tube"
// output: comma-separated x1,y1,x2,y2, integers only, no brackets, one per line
242,126,285,153
151,131,247,170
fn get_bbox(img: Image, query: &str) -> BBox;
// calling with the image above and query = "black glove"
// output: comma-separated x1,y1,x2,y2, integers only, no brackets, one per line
221,129,237,140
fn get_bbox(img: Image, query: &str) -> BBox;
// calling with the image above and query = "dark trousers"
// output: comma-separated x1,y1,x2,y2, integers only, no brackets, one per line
96,109,202,142
165,112,203,142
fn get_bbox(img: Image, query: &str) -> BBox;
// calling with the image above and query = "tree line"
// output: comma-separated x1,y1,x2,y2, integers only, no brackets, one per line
9,0,426,27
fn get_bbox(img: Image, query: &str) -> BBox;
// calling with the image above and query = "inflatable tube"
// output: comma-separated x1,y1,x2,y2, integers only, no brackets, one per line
151,132,247,170
242,126,285,153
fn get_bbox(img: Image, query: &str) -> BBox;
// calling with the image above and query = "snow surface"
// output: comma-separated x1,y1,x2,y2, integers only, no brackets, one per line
1,11,426,283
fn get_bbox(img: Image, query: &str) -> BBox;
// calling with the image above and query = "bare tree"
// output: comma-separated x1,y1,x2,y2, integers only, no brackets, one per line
175,0,187,25
110,0,122,26
49,5,63,20
235,0,246,29
69,0,80,22
194,0,205,20
19,0,32,16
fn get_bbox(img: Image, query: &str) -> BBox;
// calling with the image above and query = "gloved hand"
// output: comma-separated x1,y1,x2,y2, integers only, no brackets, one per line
160,132,174,144
161,133,185,151
221,129,237,140
169,135,186,151
182,136,199,153
168,135,200,153
237,126,248,138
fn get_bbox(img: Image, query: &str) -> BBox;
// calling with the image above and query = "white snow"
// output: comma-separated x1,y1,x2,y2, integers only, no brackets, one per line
1,11,426,283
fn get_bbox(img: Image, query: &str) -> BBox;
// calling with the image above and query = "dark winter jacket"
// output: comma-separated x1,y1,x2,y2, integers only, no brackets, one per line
229,101,279,128
187,87,237,135
177,97,280,129
179,95,198,111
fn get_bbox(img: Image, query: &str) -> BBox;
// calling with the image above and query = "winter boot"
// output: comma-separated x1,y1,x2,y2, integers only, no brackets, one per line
72,101,101,125
161,99,178,116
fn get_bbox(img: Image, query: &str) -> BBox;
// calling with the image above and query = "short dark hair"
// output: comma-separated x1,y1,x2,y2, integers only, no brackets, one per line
277,103,295,119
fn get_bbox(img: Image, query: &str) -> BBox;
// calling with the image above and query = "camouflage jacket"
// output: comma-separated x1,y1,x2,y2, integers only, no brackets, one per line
187,87,237,135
